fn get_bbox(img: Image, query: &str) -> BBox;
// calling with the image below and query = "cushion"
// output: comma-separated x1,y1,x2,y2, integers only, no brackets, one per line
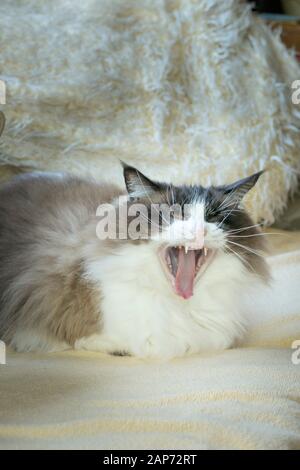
0,0,300,224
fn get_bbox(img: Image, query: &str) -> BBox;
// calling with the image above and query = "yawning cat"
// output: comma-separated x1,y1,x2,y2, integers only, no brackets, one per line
0,165,269,358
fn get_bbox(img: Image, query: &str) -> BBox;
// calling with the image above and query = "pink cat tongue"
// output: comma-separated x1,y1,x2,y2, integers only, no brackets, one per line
175,249,196,300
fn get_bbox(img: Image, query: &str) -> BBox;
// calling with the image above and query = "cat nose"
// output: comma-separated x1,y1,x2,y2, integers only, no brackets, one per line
196,230,204,247
186,227,205,250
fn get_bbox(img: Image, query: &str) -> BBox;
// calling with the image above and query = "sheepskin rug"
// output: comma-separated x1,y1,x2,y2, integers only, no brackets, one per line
0,0,299,224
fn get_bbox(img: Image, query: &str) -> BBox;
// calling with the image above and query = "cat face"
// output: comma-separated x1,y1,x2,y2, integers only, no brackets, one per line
120,164,269,300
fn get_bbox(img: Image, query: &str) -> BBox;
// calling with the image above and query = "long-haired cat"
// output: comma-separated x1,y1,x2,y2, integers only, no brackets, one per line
0,165,269,358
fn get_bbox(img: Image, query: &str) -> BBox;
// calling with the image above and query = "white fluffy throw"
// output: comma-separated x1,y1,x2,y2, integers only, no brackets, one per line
0,0,299,224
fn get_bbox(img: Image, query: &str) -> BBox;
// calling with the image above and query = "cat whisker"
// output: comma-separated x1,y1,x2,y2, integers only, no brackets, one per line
219,189,236,210
226,240,265,258
138,211,160,229
218,205,241,228
221,208,244,214
224,245,257,275
219,201,237,211
225,223,264,234
227,232,282,238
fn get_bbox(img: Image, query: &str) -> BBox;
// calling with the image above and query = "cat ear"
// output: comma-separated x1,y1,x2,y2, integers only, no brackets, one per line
122,162,160,198
221,170,264,204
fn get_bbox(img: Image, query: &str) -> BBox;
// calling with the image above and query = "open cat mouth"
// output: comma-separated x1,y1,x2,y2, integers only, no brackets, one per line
159,246,215,300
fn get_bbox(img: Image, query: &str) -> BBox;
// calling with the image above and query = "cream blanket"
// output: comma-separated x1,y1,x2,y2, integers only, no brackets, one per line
1,230,300,450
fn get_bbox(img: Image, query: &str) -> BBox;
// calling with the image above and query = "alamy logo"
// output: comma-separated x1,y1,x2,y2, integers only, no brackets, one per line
0,80,6,105
0,340,6,365
95,197,205,241
291,80,300,105
291,340,300,365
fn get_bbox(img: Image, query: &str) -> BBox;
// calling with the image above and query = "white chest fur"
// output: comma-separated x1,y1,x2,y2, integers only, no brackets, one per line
84,243,248,358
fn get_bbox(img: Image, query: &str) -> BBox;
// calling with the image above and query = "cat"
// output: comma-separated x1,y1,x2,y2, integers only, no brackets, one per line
0,164,269,358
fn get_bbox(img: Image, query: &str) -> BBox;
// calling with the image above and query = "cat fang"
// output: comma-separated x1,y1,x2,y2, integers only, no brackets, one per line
158,245,216,299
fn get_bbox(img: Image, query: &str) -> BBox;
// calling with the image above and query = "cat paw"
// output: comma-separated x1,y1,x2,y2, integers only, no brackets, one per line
74,334,120,354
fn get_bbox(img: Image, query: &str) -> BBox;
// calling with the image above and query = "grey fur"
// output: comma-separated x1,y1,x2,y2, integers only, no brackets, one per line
0,167,269,351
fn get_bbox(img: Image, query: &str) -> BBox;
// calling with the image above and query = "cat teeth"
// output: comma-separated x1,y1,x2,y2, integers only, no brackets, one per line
177,245,207,256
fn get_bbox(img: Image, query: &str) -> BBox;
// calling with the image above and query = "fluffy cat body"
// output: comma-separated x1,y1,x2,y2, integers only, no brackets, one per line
0,168,269,358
